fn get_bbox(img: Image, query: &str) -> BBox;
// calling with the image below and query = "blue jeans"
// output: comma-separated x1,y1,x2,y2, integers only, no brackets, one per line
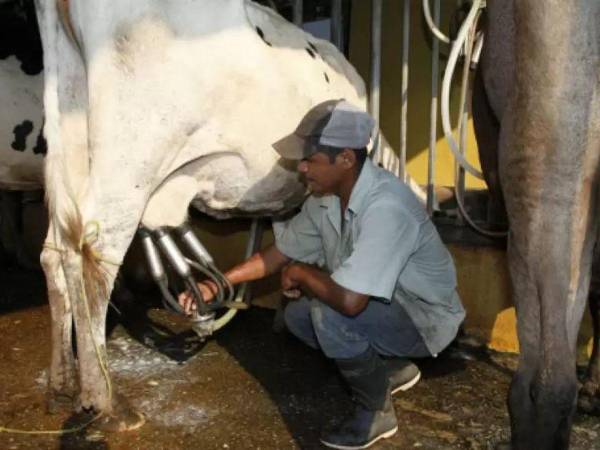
283,297,430,360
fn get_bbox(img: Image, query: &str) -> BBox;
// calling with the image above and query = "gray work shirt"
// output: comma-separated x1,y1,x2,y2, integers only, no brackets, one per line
275,158,465,356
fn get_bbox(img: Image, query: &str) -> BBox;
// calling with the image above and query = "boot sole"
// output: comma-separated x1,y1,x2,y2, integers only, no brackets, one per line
320,425,398,450
391,370,421,395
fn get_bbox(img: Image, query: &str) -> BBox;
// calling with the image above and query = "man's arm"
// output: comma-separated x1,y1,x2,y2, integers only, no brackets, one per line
282,262,369,316
179,244,291,313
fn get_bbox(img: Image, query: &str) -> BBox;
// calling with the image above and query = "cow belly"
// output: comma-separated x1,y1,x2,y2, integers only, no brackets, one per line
142,152,305,226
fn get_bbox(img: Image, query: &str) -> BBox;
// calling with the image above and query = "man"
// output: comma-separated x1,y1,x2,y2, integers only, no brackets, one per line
180,99,465,449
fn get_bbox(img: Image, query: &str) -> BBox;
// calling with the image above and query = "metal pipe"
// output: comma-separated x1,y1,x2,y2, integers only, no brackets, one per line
456,7,482,224
399,0,410,182
454,27,473,223
422,0,450,44
331,0,344,51
212,219,264,332
233,219,264,305
293,0,303,27
369,0,382,124
426,0,441,216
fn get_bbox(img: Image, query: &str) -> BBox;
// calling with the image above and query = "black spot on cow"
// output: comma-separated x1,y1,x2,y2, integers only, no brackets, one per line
308,42,319,55
255,26,272,47
11,120,34,152
0,0,44,75
305,47,316,59
33,122,47,155
324,72,330,83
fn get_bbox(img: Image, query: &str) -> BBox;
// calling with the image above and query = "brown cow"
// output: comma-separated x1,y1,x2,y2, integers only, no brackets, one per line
473,1,600,448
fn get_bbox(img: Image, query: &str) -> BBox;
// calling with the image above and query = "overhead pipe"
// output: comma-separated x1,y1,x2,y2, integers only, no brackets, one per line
331,0,344,52
426,0,441,216
399,0,410,183
369,0,382,125
293,0,303,27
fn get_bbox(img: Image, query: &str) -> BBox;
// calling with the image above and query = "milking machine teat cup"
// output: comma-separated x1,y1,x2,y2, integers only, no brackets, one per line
139,224,237,340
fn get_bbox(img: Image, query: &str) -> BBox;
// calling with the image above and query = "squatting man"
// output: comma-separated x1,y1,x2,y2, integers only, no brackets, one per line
179,99,465,449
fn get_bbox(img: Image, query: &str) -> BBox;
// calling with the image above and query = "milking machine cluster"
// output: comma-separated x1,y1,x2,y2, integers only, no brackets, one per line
138,224,244,339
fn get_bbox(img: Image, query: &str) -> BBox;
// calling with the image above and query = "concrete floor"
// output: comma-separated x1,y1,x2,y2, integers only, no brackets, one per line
1,265,600,450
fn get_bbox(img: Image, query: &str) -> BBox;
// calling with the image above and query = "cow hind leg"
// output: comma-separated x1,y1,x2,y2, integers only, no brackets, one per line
471,67,507,228
506,226,590,450
41,228,79,413
59,204,146,431
505,246,541,450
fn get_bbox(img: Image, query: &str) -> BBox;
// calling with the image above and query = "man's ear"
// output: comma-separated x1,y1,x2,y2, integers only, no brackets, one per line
340,148,356,168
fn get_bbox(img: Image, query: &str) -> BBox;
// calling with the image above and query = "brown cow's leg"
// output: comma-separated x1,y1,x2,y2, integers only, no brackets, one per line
507,229,587,450
471,66,506,228
505,237,541,450
502,163,595,449
41,223,78,413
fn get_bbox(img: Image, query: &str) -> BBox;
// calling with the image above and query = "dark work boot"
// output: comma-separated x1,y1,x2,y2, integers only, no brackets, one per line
320,348,398,449
383,357,421,395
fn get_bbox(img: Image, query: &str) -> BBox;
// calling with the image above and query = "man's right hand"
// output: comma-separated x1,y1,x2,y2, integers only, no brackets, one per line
178,280,219,315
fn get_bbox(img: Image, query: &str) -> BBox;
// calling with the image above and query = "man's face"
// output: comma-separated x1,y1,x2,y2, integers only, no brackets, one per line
297,151,345,196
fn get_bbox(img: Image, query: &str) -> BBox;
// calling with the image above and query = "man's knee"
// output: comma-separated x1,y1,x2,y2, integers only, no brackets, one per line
283,298,310,331
309,300,368,359
283,298,321,350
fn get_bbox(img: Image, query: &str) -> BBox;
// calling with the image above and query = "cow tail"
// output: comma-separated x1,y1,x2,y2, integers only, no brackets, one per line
38,1,109,310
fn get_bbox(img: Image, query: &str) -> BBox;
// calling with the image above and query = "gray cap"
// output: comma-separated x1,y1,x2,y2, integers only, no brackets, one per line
272,99,375,160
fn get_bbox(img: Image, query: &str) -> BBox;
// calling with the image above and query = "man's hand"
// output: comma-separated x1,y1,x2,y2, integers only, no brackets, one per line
281,263,303,299
178,280,219,315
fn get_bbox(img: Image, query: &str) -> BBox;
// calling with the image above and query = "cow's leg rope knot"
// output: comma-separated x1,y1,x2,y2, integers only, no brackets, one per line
2,222,122,435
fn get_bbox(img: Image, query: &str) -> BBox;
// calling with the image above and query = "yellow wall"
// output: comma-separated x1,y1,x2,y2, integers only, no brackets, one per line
348,0,485,189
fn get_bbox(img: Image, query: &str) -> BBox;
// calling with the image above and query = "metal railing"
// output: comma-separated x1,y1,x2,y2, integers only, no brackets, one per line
290,0,502,238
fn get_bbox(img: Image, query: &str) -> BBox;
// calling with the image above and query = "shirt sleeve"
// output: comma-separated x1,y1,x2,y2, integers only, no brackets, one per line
331,199,420,300
275,198,324,265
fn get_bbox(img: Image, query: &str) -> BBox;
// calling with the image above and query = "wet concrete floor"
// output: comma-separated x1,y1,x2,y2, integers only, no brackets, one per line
1,264,599,450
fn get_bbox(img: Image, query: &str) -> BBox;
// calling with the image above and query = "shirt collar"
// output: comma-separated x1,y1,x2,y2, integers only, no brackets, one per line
346,158,376,215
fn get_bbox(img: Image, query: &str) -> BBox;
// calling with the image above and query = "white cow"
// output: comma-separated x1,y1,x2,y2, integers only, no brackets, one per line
35,0,423,429
0,55,45,190
0,54,45,267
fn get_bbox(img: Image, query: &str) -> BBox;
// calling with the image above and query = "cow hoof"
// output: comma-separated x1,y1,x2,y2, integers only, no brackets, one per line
47,390,76,414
